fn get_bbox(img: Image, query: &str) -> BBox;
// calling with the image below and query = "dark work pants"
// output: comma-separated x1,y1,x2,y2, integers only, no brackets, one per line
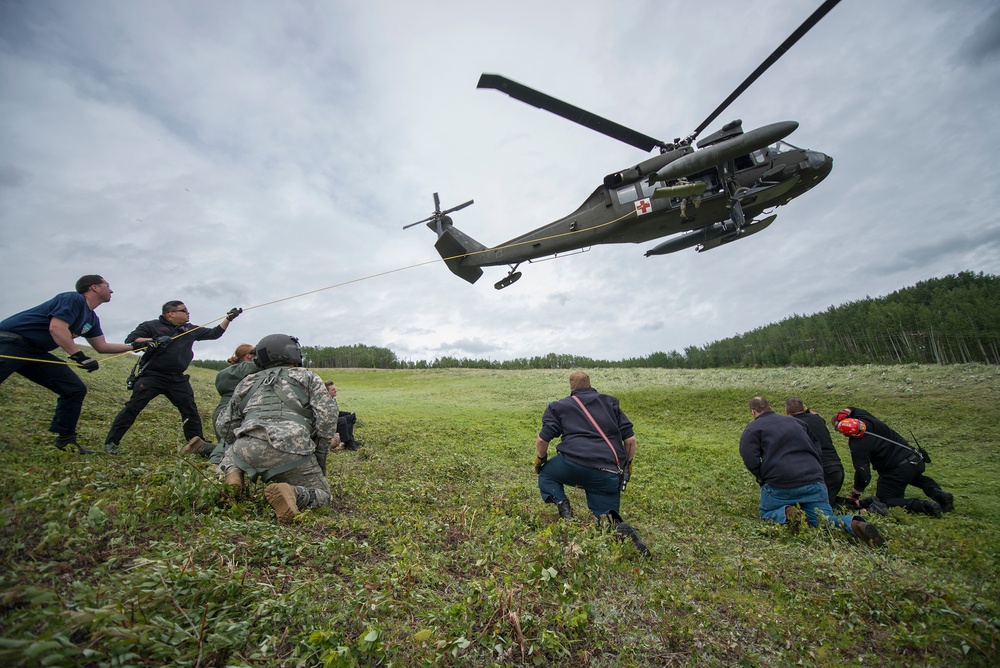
824,465,845,507
105,371,204,445
875,458,947,513
537,454,621,518
0,340,87,436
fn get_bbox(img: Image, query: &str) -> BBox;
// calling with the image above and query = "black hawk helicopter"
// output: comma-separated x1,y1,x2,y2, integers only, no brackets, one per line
406,0,840,290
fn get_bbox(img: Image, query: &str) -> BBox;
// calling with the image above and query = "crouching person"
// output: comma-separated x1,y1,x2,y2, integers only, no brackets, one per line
739,396,886,548
216,334,338,523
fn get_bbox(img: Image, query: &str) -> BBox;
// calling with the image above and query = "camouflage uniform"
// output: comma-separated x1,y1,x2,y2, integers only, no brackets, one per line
206,360,260,466
216,365,338,509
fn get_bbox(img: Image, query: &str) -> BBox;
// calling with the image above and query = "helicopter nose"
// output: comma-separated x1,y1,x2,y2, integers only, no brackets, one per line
806,150,833,180
805,150,828,169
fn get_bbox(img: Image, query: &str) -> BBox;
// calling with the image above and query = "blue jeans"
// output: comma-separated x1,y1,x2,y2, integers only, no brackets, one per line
538,454,621,518
760,482,861,536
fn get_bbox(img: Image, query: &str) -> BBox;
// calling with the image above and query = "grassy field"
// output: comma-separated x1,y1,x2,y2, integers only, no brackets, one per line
1,355,998,666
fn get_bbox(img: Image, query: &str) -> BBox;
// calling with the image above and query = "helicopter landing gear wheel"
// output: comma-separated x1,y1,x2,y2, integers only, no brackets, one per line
495,265,523,290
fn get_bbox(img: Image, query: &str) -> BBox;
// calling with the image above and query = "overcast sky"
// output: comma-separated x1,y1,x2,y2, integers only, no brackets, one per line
2,0,998,364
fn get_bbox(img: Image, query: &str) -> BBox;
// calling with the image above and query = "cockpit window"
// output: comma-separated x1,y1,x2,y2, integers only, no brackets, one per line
615,184,638,205
767,141,800,156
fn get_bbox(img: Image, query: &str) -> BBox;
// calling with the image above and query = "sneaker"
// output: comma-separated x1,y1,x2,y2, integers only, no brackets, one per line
556,499,573,519
615,522,652,558
937,491,954,513
785,505,805,534
265,482,299,524
104,442,119,455
54,433,93,455
180,436,208,455
851,519,886,548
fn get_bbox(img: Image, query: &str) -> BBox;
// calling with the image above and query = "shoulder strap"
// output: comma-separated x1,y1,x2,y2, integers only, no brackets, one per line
272,368,313,420
571,395,621,470
237,367,313,421
864,430,924,460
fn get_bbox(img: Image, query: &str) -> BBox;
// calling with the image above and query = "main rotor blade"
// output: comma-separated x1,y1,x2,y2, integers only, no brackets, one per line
478,73,668,152
403,216,434,230
690,0,842,142
442,199,474,215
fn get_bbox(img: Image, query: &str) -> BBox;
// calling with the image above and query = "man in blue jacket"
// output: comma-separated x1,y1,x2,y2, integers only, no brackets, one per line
740,396,885,547
0,275,141,453
535,371,649,556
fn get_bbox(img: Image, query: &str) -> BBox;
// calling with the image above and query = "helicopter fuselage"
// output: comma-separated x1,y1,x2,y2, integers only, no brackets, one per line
456,128,832,269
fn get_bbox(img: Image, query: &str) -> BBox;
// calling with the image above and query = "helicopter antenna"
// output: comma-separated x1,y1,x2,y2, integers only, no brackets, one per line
404,192,474,236
687,0,842,144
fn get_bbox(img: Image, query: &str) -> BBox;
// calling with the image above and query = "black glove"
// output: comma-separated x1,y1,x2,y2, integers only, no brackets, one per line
534,454,547,474
69,351,99,373
137,335,170,351
226,307,243,321
316,450,328,476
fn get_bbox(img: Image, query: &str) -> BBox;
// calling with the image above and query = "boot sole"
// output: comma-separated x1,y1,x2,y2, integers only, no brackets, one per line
855,521,886,548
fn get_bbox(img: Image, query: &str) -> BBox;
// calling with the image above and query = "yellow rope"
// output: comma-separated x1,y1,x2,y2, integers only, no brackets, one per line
2,207,639,368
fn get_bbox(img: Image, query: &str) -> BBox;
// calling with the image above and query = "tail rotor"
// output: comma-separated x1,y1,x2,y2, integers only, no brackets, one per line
404,192,474,236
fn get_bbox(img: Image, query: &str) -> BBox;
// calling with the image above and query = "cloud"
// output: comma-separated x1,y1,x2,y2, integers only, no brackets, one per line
1,0,998,364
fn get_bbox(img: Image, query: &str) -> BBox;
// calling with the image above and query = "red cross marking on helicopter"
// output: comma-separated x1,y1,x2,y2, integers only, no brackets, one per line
634,198,652,215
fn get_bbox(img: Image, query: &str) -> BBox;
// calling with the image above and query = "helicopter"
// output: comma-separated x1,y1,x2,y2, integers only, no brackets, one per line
406,0,840,290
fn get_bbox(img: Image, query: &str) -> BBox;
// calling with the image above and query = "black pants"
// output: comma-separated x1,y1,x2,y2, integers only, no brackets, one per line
824,464,845,508
0,339,87,437
875,457,947,513
105,371,204,445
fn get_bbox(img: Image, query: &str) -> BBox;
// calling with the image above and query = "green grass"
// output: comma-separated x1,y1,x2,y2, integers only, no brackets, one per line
1,356,998,666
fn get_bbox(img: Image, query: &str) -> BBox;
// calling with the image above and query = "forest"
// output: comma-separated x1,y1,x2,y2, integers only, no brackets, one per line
194,272,1000,370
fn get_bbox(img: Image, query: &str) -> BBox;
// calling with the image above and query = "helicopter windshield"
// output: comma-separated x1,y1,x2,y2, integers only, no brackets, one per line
752,140,802,166
767,140,800,155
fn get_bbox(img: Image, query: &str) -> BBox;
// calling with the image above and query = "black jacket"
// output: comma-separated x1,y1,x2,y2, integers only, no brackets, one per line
845,407,919,492
792,410,844,473
740,410,825,489
539,387,634,472
127,316,225,375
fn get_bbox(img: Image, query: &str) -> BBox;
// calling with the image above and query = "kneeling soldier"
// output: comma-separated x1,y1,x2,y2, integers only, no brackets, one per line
216,333,338,523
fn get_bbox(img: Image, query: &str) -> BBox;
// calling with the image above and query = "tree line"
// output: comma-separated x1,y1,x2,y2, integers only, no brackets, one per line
194,272,999,370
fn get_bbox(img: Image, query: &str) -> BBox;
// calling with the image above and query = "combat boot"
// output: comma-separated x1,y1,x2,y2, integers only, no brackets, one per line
180,436,208,455
556,499,573,519
907,499,942,517
223,468,245,499
53,433,93,455
861,496,889,516
933,490,955,513
265,482,299,524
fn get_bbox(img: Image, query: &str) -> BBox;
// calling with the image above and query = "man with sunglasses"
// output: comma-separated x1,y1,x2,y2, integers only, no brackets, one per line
103,300,242,453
